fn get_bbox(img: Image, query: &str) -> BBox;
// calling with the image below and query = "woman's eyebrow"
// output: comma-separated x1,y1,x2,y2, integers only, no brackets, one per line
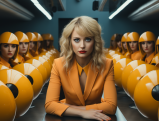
72,37,80,38
85,36,93,38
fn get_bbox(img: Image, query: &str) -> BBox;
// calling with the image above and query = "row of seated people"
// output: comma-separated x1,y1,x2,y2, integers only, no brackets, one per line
106,31,159,121
0,31,59,68
107,31,159,65
0,31,60,121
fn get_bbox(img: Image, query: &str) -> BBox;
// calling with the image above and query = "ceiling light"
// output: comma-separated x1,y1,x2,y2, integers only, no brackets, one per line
109,0,133,19
31,0,52,20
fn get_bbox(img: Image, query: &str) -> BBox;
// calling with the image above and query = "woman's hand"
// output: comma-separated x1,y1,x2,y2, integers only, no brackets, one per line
61,102,86,110
61,102,111,121
80,109,111,121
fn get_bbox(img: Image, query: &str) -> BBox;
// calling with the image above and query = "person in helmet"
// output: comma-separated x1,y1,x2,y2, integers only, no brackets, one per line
139,31,156,64
109,34,117,50
42,33,59,58
115,34,123,53
33,32,45,54
151,37,159,66
13,31,30,64
49,34,60,57
26,32,38,57
121,32,131,58
41,34,51,51
127,32,142,60
0,32,19,68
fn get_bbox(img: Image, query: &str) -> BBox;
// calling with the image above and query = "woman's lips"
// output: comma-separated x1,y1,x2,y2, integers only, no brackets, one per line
8,53,12,55
79,51,86,53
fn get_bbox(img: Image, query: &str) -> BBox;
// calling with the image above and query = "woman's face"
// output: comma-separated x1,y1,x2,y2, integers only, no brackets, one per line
117,41,121,48
129,41,138,52
71,29,94,59
111,40,116,48
38,41,41,49
122,42,127,50
141,41,154,54
19,42,28,54
29,41,35,50
46,40,50,47
0,44,16,60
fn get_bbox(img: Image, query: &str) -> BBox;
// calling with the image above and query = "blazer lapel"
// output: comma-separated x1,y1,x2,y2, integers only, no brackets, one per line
67,59,85,106
84,63,99,101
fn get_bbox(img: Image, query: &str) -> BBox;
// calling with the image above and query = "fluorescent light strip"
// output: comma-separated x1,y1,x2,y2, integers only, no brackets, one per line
109,0,133,19
31,0,52,20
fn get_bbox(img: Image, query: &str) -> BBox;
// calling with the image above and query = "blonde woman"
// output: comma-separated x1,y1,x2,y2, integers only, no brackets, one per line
45,16,117,121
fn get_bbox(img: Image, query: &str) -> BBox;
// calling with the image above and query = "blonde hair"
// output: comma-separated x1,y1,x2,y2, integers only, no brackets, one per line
60,16,106,72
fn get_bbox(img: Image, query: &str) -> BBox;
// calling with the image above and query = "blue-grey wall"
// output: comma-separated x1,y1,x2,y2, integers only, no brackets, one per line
0,0,159,51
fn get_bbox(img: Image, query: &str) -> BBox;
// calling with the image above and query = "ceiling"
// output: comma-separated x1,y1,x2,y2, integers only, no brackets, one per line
109,0,159,21
0,0,158,21
0,0,63,21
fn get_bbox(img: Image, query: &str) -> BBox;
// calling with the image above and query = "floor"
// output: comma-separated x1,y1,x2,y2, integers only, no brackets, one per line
14,84,153,121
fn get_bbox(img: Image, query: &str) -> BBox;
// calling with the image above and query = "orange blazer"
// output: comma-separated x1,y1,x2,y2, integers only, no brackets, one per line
130,51,142,60
0,57,12,68
45,57,117,117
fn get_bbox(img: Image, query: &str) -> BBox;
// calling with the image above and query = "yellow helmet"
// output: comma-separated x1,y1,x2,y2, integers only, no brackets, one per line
121,60,146,95
25,59,48,84
13,63,43,99
114,58,132,87
112,55,125,64
134,70,159,121
0,32,19,60
0,69,34,117
33,32,43,41
41,33,53,40
0,80,16,121
139,31,156,55
151,54,159,65
33,56,51,82
127,32,140,53
25,32,37,42
0,32,19,44
15,31,29,43
39,55,52,66
127,64,158,100
40,51,55,63
121,32,130,42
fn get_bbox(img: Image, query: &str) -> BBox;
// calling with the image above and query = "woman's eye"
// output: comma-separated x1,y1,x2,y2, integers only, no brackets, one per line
133,41,137,44
85,38,91,42
142,42,145,45
25,42,28,45
148,42,152,44
19,43,22,45
74,38,79,42
12,45,16,48
4,45,8,47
